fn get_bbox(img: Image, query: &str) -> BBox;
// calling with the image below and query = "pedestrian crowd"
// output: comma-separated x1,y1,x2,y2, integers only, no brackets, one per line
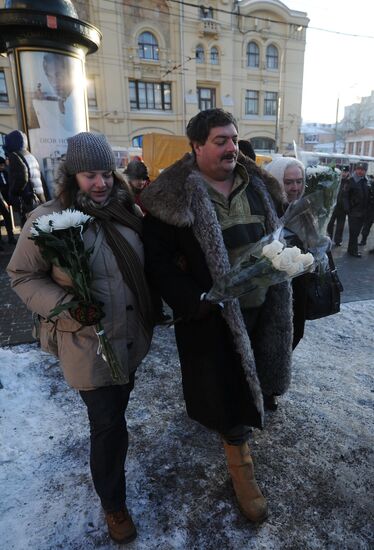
2,110,373,545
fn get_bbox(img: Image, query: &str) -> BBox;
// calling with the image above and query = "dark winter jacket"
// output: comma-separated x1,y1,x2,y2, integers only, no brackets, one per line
344,175,369,218
5,131,44,206
141,153,293,432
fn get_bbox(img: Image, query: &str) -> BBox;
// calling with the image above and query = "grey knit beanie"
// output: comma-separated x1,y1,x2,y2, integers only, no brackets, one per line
65,132,116,175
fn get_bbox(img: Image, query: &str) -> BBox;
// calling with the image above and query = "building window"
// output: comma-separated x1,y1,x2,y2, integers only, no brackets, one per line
347,142,354,154
197,87,216,110
266,44,279,69
247,42,259,68
196,45,205,64
199,6,213,19
210,47,219,65
138,32,159,61
86,78,97,108
364,141,370,155
129,80,171,110
0,70,9,103
245,90,259,115
251,137,275,151
132,135,143,148
264,91,278,116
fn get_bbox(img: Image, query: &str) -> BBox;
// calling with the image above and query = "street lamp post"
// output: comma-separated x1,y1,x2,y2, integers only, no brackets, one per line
0,0,101,195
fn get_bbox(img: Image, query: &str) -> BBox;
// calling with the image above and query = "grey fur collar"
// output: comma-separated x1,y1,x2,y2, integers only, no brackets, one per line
141,152,286,228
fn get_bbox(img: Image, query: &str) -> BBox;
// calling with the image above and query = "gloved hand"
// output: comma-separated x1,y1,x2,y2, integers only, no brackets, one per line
70,302,105,326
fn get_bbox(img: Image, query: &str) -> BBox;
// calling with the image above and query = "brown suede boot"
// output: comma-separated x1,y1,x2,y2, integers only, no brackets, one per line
223,441,268,522
105,506,137,544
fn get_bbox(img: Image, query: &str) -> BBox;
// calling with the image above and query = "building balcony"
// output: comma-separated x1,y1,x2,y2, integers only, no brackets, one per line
199,19,220,37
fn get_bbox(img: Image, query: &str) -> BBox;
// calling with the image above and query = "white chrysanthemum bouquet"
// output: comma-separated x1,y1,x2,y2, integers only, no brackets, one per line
30,209,125,383
205,237,314,304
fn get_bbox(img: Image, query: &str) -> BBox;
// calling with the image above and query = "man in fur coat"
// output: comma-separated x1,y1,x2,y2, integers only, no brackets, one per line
141,109,293,523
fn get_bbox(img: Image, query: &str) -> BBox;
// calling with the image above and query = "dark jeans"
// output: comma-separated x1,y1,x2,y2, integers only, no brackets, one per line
348,216,365,255
79,373,135,512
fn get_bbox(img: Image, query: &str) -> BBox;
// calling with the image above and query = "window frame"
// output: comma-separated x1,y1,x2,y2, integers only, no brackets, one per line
196,44,205,64
129,80,172,111
86,77,98,108
210,46,219,65
197,87,216,110
0,70,9,104
266,44,279,70
247,42,259,68
138,31,159,61
245,89,259,115
199,6,214,19
264,91,278,116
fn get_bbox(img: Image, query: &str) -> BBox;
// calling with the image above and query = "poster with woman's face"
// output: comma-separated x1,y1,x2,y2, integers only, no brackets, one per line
18,50,88,195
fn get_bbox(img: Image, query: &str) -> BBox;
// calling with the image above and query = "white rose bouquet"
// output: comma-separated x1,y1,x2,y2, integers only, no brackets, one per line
205,238,314,304
30,209,126,383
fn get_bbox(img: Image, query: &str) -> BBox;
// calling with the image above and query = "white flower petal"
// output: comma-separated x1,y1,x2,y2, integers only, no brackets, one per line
262,240,284,259
300,252,314,269
286,262,304,277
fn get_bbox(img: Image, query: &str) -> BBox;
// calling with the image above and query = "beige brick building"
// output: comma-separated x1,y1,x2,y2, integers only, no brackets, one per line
0,0,308,155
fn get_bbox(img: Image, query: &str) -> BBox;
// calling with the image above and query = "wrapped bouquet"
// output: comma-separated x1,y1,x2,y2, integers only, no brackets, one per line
206,237,314,304
282,164,340,269
30,209,126,383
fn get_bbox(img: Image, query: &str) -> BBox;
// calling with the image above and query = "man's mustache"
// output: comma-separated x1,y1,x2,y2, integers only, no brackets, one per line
221,154,237,161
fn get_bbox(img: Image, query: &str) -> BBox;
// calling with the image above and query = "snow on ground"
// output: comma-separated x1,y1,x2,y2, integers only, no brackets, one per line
0,301,373,550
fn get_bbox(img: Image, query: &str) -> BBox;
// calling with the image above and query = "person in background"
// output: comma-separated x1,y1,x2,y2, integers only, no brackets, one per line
238,139,256,162
359,174,374,248
327,165,350,246
7,132,154,545
124,159,171,325
344,162,369,258
265,156,308,350
124,159,150,212
4,130,46,227
142,109,293,523
0,156,16,249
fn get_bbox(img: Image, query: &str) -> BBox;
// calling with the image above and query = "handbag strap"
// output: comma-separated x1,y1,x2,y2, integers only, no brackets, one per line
15,152,31,182
326,250,344,292
326,251,336,271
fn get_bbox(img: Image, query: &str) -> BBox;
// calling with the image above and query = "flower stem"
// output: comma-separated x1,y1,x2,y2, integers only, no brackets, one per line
95,323,127,384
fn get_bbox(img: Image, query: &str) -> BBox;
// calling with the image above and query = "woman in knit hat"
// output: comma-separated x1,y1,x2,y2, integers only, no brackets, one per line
7,132,154,544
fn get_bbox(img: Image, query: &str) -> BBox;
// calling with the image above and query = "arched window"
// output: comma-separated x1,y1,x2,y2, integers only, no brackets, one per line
210,46,219,65
266,44,278,69
247,42,259,68
196,44,205,64
138,32,159,61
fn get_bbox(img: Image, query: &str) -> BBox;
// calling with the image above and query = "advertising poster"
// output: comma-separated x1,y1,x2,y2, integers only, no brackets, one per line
18,50,88,196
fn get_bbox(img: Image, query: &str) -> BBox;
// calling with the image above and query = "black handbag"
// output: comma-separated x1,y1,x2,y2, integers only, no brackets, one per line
305,252,343,320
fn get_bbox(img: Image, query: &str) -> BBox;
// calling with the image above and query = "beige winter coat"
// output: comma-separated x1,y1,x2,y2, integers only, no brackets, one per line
7,199,150,390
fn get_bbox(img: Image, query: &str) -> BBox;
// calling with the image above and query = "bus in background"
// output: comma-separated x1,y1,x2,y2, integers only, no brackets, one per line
296,150,374,175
